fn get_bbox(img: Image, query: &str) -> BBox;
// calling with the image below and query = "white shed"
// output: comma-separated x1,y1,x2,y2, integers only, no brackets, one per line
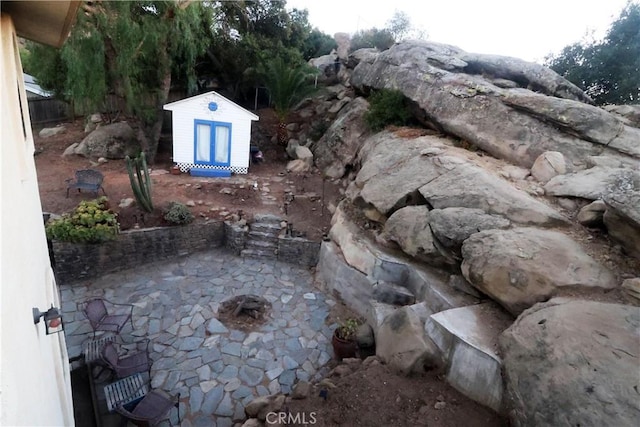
163,91,259,176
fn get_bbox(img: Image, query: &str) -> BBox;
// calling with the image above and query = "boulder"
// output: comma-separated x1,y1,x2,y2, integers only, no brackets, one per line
286,139,299,159
39,126,65,138
294,145,313,168
602,174,640,258
310,97,370,178
74,122,140,159
603,104,640,127
428,207,511,253
500,299,640,427
544,167,634,200
530,151,566,183
576,200,607,227
621,278,640,301
418,163,568,227
62,142,79,157
244,394,286,421
461,228,616,315
334,32,351,61
351,40,640,168
285,159,311,173
383,206,456,267
375,305,441,375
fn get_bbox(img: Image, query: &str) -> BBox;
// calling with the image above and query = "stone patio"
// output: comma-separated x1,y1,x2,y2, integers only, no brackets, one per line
60,248,337,426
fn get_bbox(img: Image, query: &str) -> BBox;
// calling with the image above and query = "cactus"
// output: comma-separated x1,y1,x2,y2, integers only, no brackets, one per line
125,152,154,212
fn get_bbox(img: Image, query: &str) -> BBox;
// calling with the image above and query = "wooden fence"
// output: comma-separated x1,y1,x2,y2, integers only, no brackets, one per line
28,97,71,126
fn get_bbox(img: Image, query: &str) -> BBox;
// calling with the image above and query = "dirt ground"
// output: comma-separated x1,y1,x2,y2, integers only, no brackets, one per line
285,357,507,427
34,109,342,241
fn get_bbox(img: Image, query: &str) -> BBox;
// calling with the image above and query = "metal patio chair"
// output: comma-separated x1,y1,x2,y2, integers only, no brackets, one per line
115,388,181,427
101,339,152,380
66,169,106,198
80,298,134,339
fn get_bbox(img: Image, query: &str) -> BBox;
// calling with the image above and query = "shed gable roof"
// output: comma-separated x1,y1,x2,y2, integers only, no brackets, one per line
164,91,259,121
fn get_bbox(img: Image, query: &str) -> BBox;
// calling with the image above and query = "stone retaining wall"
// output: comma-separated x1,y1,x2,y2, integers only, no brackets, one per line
52,222,225,284
51,221,320,284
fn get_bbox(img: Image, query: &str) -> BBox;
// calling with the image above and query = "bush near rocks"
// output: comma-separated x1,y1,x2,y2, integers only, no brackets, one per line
364,88,413,131
163,201,194,225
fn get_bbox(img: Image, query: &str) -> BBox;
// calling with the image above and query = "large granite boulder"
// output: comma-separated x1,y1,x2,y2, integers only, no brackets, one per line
418,163,567,227
74,122,140,159
310,97,370,178
603,179,640,259
352,131,567,227
500,299,640,427
461,228,616,315
350,40,639,169
428,207,511,253
376,305,441,375
382,206,456,267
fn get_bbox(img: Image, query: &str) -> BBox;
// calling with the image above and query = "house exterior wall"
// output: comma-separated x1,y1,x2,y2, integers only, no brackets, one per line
0,13,74,426
166,92,257,174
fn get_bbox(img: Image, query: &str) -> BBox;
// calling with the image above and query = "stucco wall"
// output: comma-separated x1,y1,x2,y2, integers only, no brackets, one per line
1,14,74,426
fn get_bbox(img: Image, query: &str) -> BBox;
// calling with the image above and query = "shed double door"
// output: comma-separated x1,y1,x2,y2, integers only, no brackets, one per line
194,120,231,166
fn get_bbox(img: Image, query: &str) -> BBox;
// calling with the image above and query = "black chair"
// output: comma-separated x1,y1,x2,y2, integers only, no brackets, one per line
80,298,133,339
101,339,152,379
115,389,181,427
66,169,106,198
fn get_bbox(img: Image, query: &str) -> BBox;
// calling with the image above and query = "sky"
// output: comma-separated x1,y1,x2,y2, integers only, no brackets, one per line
286,0,632,63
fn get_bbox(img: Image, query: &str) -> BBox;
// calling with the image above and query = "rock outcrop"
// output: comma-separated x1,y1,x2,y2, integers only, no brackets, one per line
307,38,639,419
350,40,640,169
500,299,640,426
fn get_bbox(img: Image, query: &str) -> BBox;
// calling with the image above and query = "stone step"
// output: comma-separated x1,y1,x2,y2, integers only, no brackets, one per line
253,213,283,224
241,248,278,260
424,302,514,412
251,222,282,234
248,230,280,242
245,240,278,250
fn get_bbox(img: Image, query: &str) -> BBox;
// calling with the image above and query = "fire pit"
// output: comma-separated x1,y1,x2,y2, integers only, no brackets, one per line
216,295,272,331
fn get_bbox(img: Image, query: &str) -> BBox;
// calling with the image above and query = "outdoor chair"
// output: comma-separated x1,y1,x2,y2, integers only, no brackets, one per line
80,298,134,339
115,389,181,427
101,339,152,380
66,169,106,198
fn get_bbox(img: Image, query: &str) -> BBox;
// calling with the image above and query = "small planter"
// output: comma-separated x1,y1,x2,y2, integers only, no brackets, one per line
331,330,358,360
170,166,181,175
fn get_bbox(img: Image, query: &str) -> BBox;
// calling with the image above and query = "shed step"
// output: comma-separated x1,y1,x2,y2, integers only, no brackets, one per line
189,168,231,178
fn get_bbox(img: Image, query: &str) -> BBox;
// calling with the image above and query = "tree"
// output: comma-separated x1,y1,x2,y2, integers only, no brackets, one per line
349,28,395,52
546,1,640,105
259,57,318,146
25,1,211,162
202,1,330,102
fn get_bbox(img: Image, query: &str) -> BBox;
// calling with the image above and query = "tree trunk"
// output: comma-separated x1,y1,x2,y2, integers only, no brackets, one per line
140,40,172,165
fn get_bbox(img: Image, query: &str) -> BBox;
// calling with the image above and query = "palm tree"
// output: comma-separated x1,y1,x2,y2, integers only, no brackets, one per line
260,57,318,147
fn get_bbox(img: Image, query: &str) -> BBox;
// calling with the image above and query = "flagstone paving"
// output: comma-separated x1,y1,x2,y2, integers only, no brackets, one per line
60,248,337,427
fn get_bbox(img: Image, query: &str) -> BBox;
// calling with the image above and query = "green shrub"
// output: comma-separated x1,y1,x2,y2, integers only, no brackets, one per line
364,89,413,131
46,197,119,243
163,202,194,225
